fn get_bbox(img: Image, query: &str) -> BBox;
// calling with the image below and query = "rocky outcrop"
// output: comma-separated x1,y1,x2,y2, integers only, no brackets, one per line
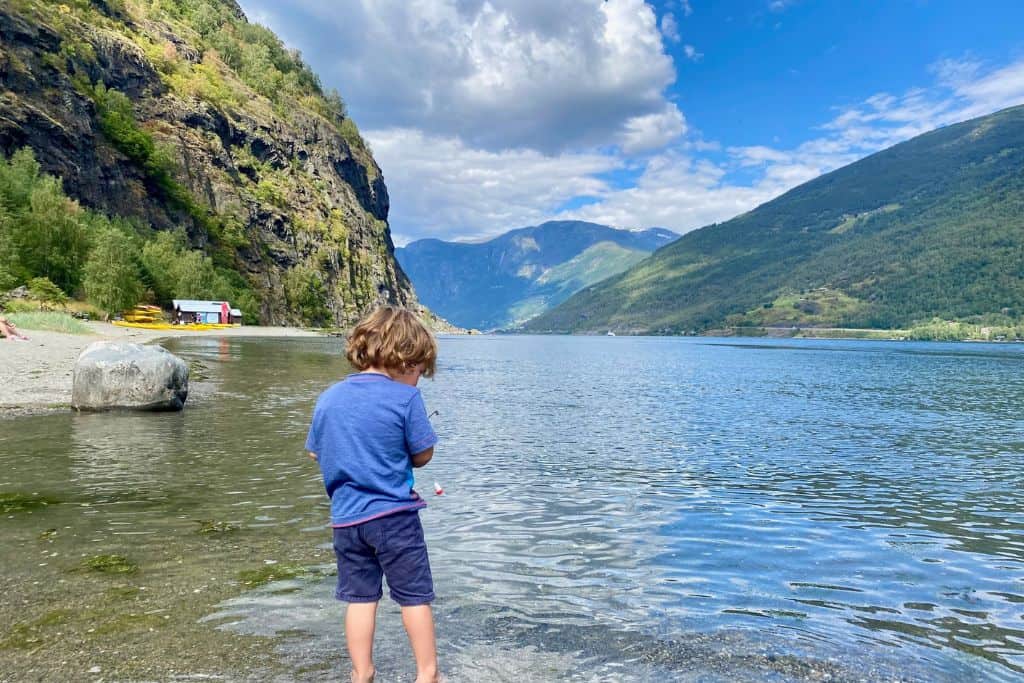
72,342,189,411
0,2,417,326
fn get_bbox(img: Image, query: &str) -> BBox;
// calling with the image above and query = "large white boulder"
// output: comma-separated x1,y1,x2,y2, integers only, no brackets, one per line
72,342,189,411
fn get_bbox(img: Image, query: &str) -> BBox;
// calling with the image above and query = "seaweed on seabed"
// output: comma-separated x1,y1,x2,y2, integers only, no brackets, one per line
194,519,240,534
81,554,139,574
0,492,61,514
0,610,72,650
237,564,311,588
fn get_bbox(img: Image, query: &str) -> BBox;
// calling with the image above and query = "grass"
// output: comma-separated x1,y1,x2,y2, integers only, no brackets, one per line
5,311,93,334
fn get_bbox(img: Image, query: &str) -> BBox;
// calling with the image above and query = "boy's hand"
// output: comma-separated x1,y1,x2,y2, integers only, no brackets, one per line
411,446,433,468
307,451,318,462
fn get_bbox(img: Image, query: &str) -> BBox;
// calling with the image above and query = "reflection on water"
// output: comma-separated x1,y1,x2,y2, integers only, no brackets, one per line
1,335,1023,681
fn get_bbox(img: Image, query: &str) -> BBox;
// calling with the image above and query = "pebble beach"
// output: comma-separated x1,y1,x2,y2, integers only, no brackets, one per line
0,323,320,417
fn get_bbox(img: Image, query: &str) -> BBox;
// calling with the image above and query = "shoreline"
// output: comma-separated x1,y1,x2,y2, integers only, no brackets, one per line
0,322,320,418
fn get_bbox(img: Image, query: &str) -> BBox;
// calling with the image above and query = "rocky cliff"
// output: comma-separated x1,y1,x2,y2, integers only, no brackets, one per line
0,0,416,325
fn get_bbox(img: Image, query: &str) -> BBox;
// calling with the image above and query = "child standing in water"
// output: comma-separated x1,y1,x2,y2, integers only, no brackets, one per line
306,306,440,683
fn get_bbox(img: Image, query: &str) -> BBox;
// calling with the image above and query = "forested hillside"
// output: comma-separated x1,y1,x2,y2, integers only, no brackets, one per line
525,105,1024,334
0,0,415,324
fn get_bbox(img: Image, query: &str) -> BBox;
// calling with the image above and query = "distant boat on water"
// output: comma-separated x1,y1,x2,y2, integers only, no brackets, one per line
606,331,616,336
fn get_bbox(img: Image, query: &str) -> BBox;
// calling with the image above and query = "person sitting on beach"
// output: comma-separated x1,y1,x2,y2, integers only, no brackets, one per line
0,316,28,341
305,306,441,683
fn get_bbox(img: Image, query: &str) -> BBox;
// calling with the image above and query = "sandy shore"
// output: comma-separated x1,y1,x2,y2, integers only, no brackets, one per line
0,322,320,417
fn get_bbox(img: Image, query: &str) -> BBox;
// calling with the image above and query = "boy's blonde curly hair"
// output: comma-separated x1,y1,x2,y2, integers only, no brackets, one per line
346,306,437,377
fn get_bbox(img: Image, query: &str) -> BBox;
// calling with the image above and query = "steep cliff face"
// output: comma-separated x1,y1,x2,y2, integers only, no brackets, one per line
0,0,416,325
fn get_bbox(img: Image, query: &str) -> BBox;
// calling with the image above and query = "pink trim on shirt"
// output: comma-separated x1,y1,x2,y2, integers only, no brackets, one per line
330,500,426,528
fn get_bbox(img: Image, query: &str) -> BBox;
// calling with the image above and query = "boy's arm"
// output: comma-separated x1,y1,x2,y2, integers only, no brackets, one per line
410,446,433,468
307,451,318,461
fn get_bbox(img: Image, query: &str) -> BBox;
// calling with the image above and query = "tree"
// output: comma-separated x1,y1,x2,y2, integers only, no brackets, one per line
140,230,188,303
172,249,220,299
83,227,143,315
13,178,90,294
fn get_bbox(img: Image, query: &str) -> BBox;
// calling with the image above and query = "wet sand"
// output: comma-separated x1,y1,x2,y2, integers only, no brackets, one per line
0,323,320,417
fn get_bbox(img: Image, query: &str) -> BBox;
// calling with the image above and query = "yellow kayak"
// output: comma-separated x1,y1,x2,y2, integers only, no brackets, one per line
113,321,239,331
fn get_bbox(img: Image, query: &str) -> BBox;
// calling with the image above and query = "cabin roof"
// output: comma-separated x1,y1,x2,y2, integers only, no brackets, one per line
173,299,229,314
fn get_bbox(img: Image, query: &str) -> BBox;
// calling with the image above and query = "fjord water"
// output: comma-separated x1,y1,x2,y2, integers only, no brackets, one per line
2,336,1023,681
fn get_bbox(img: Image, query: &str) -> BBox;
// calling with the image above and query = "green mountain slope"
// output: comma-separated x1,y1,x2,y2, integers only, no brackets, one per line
507,241,651,325
395,221,677,330
525,105,1024,334
0,0,414,324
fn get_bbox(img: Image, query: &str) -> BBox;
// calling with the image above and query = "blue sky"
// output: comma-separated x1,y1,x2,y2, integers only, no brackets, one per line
237,0,1024,244
669,1,1024,147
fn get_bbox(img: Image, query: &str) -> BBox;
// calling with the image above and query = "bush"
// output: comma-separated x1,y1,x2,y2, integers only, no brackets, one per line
3,299,38,314
27,277,68,306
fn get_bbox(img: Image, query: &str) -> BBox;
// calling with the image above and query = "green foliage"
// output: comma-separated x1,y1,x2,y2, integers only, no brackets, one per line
139,230,185,303
2,300,38,314
529,105,1024,335
83,223,144,314
138,229,257,320
283,264,331,325
88,83,207,221
0,148,90,294
26,277,68,306
91,83,155,165
130,0,366,150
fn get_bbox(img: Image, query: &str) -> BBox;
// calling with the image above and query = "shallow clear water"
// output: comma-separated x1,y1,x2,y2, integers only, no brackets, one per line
2,335,1023,681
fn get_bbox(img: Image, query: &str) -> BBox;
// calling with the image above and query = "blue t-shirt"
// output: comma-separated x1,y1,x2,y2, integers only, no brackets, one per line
305,372,437,526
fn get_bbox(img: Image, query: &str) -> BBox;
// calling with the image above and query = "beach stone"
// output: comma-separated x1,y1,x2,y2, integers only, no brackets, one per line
72,342,189,411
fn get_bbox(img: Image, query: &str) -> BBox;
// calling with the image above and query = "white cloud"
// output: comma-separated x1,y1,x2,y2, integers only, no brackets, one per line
238,0,678,154
235,1,1024,244
562,56,1024,236
942,59,1024,118
823,56,1024,151
381,55,1024,243
558,151,777,231
368,128,620,243
619,104,687,153
660,12,680,42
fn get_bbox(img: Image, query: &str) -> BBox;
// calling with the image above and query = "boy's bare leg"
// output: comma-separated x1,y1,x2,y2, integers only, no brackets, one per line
401,605,439,683
346,602,379,682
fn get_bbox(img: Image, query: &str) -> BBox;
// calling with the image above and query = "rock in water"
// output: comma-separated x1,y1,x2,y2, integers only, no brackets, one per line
72,342,189,412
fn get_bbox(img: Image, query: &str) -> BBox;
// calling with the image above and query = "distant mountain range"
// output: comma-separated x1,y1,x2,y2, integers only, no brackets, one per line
525,104,1024,334
395,221,678,330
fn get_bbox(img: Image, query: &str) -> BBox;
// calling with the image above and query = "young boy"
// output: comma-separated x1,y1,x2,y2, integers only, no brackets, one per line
306,306,441,683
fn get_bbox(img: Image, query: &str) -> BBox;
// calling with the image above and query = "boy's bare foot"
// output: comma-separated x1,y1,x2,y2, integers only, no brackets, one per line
413,669,442,683
350,669,375,683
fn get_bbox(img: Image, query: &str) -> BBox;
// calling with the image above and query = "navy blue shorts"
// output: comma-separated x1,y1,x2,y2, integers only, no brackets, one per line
332,510,435,606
